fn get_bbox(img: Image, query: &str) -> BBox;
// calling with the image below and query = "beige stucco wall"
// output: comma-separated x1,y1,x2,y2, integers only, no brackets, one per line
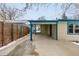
48,25,50,35
58,22,79,41
41,25,50,36
32,22,57,38
41,24,56,40
52,24,56,40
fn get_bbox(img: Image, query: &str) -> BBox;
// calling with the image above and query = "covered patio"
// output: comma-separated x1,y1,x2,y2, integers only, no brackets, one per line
28,20,58,41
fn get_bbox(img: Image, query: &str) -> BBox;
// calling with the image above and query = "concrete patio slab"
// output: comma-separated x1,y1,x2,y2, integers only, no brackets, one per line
32,34,79,56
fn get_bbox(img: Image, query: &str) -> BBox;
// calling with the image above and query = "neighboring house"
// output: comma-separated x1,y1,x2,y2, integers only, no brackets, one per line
28,19,79,41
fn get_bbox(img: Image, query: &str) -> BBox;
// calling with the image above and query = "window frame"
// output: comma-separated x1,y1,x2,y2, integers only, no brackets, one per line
67,22,79,35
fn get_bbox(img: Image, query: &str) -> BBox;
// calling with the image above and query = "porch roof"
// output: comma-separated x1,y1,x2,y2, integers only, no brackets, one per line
28,19,79,23
28,20,58,24
28,20,58,23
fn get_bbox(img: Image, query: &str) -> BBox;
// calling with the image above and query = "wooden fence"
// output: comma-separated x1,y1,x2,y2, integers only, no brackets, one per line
0,21,29,47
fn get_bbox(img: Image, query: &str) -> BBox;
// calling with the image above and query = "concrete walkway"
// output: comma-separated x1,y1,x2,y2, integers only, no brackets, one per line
6,35,38,56
33,34,79,56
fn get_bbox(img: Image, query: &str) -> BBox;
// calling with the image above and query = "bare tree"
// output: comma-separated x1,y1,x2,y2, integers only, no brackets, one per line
71,3,79,19
60,3,79,19
60,3,72,19
0,3,53,20
0,4,28,20
0,3,33,44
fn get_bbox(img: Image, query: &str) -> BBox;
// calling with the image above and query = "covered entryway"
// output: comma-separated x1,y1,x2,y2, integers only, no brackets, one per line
28,20,58,41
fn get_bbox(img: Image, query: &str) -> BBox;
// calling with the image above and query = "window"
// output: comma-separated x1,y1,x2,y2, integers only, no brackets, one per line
68,22,79,34
75,25,79,33
68,24,73,33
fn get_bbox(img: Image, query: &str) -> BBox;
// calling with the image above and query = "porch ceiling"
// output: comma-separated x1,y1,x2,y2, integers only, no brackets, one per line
28,20,57,24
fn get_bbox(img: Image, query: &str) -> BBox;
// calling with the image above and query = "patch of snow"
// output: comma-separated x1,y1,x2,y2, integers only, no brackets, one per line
72,42,79,45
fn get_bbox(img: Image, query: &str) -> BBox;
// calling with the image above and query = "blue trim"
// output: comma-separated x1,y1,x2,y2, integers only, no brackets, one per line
56,22,58,40
28,20,58,22
28,19,79,23
58,19,79,22
30,23,33,41
50,24,52,37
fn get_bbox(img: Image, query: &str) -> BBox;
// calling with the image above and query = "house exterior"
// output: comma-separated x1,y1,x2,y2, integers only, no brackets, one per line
28,19,79,41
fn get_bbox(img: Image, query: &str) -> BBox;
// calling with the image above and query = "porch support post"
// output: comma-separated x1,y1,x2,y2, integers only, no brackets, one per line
56,22,58,40
30,22,33,41
35,24,36,34
41,24,42,33
50,24,52,37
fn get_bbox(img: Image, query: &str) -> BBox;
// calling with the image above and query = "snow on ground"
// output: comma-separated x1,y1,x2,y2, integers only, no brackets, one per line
72,42,79,46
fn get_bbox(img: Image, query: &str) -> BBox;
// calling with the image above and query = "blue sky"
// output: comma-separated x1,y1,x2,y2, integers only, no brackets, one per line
6,3,76,20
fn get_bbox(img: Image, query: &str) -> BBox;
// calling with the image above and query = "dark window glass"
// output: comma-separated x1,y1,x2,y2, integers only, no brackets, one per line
75,24,79,33
68,24,73,33
75,29,79,33
69,24,73,29
68,29,73,33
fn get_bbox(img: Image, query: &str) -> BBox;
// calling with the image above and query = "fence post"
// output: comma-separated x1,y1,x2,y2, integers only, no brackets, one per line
22,25,23,37
17,24,18,39
11,23,13,41
20,24,22,37
1,22,4,46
